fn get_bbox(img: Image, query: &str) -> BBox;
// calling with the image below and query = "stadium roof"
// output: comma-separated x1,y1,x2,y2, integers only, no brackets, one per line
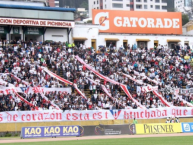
0,4,76,12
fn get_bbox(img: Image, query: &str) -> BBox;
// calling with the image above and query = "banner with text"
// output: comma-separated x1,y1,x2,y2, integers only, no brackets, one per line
21,126,80,138
135,123,182,134
1,107,193,123
0,86,71,95
27,87,72,95
0,18,74,28
93,10,182,34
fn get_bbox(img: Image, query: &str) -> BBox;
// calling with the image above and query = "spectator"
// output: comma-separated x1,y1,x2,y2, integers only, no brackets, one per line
0,39,192,112
133,118,138,124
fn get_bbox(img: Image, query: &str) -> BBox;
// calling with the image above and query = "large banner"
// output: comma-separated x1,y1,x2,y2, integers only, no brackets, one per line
27,87,71,94
0,86,71,95
135,123,182,134
1,107,193,123
21,126,80,138
93,10,182,34
0,86,21,94
0,18,74,28
181,88,193,94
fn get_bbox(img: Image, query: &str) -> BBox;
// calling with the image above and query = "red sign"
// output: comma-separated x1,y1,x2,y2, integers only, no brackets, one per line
0,18,74,28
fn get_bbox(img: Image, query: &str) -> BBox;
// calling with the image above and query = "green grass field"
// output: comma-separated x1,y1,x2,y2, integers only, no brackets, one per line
2,136,193,145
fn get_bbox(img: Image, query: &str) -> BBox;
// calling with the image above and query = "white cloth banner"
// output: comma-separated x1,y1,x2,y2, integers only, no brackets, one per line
120,72,193,107
181,88,193,94
39,92,60,110
0,79,15,87
28,87,72,95
152,90,173,107
120,72,158,92
141,85,158,93
120,72,172,107
120,84,146,109
128,69,160,85
120,73,143,85
10,74,30,86
76,56,145,109
87,78,125,107
14,91,39,110
0,86,71,95
0,107,193,123
0,86,22,94
87,78,113,99
41,67,87,100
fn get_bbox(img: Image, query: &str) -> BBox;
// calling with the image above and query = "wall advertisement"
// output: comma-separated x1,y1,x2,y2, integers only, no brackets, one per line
135,123,182,134
21,126,80,138
0,18,74,28
19,123,193,138
93,10,182,34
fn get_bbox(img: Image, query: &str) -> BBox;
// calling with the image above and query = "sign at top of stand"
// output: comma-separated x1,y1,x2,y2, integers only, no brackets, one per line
0,18,75,28
92,10,182,34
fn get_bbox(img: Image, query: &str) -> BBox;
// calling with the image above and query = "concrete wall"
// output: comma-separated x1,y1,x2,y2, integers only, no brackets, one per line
183,28,187,34
1,118,193,132
45,28,68,42
73,24,193,50
184,29,193,36
97,34,193,49
72,24,99,47
25,35,43,42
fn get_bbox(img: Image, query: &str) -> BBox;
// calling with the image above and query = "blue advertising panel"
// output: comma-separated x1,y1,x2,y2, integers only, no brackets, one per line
181,123,193,133
21,126,80,138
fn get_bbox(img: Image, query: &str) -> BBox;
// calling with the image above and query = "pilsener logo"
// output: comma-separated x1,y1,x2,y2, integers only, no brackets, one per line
183,124,190,132
94,12,109,31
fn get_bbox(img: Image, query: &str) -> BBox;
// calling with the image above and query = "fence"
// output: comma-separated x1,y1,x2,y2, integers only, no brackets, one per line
1,117,193,133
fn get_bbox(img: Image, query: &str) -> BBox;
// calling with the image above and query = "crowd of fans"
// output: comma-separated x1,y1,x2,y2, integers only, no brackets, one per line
0,39,193,112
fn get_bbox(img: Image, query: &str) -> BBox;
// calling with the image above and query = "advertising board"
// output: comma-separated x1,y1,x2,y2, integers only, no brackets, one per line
135,123,182,134
79,124,136,136
21,126,80,138
0,18,74,28
181,123,193,133
93,10,182,34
